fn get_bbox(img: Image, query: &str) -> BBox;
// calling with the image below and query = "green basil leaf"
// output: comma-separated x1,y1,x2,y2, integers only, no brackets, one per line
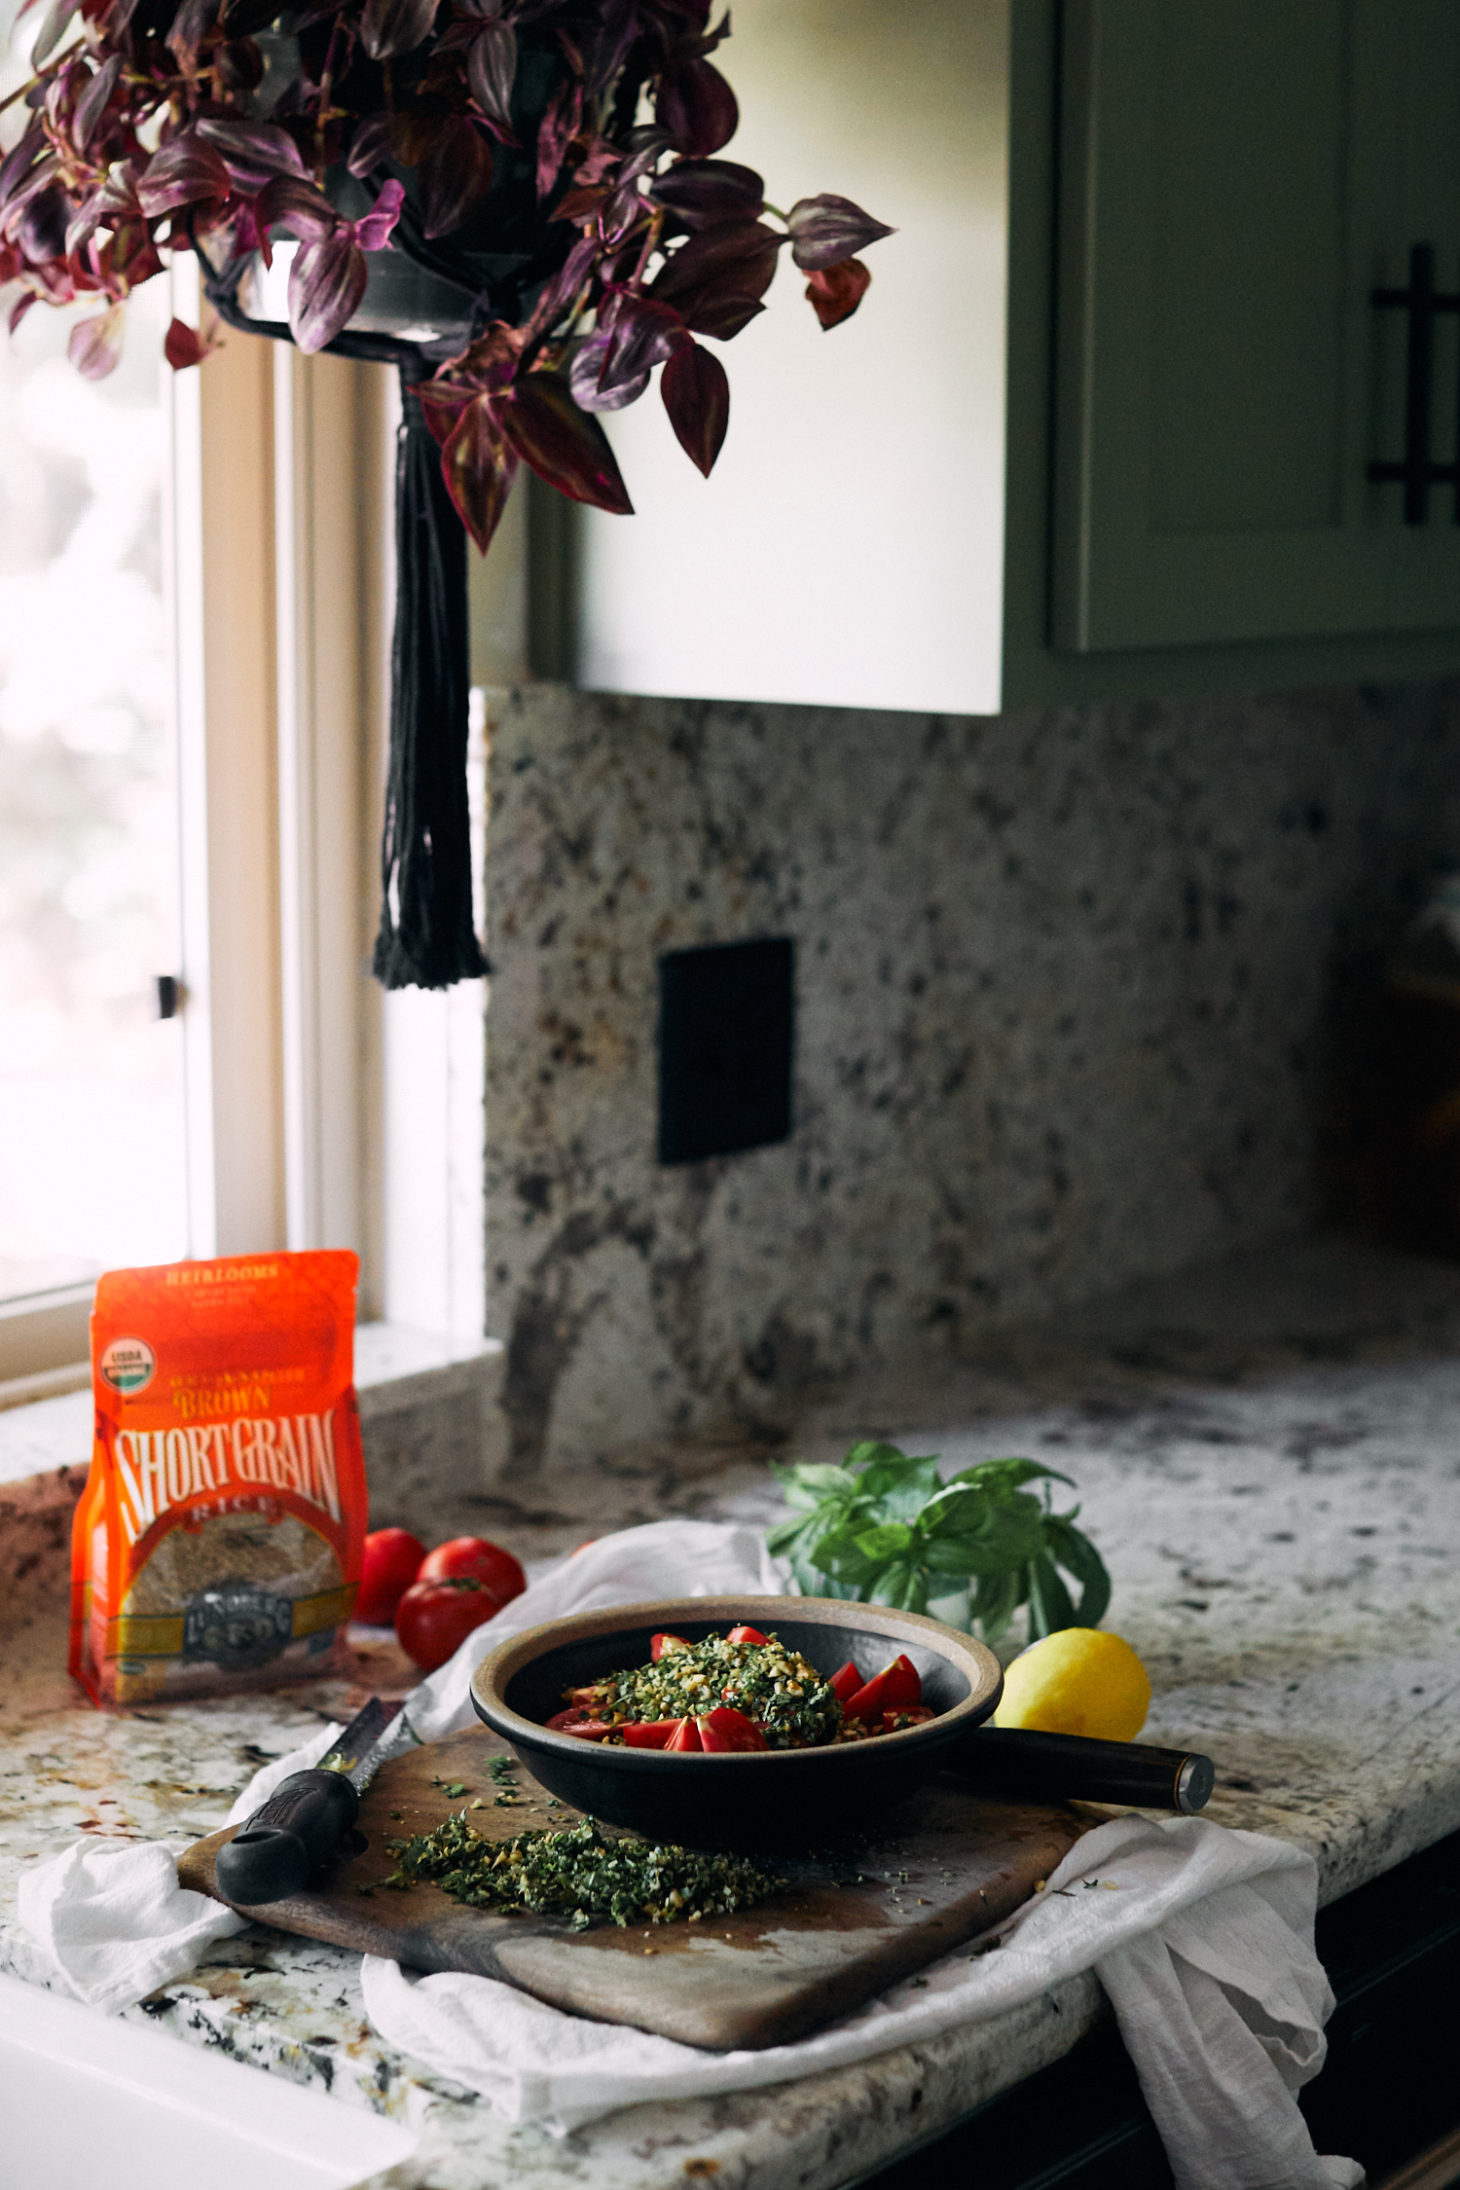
920,1537,986,1578
1026,1550,1077,1639
853,1452,944,1516
1043,1515,1112,1627
970,1566,1022,1641
949,1457,1074,1498
766,1513,820,1557
851,1520,915,1563
869,1561,928,1614
804,1528,886,1586
843,1440,910,1471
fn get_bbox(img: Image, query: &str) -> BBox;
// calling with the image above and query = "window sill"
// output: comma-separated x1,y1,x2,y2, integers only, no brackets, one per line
0,1323,504,1491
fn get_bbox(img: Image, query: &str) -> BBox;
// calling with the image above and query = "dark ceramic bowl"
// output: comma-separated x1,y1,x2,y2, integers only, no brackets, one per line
470,1595,1004,1848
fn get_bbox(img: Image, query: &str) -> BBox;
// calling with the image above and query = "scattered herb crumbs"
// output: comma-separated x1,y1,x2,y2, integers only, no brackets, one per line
493,1793,520,1807
382,1815,778,1931
488,1757,517,1783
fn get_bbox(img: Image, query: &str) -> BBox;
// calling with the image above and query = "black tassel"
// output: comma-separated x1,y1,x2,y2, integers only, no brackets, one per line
372,363,489,990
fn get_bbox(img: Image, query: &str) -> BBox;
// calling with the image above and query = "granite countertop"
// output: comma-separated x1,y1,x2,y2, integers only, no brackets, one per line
3,1233,1460,2190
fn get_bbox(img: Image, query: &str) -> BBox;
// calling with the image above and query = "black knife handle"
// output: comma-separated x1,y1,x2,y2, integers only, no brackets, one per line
215,1769,361,1905
949,1728,1215,1814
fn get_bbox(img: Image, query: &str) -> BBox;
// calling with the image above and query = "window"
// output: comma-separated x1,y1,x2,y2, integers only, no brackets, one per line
0,274,487,1388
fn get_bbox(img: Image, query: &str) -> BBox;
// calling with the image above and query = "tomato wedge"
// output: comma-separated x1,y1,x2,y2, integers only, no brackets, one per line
696,1707,769,1752
650,1632,691,1661
665,1716,702,1751
828,1660,862,1704
726,1624,769,1646
620,1719,682,1749
882,1705,935,1733
843,1654,922,1722
545,1707,612,1740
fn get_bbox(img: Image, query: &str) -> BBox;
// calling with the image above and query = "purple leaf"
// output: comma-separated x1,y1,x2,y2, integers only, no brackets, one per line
419,122,494,238
441,393,518,552
655,59,737,159
567,330,647,413
0,125,46,206
346,114,396,179
804,255,871,329
785,193,895,273
287,229,366,351
166,0,221,71
8,291,37,336
18,182,70,262
467,18,516,130
164,315,220,368
195,118,306,190
651,156,763,229
359,0,437,61
73,54,122,155
536,78,581,199
31,0,80,69
597,289,685,390
660,338,728,475
256,172,338,244
219,0,285,34
352,178,404,250
137,135,233,219
498,373,633,513
68,302,125,379
64,182,107,255
651,216,782,338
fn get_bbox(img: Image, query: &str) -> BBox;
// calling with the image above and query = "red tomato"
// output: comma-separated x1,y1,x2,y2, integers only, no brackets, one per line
726,1624,769,1647
394,1577,501,1672
828,1660,863,1705
650,1632,691,1661
696,1707,769,1752
620,1719,683,1749
546,1707,612,1740
665,1716,702,1751
844,1654,922,1722
418,1535,526,1606
355,1528,427,1625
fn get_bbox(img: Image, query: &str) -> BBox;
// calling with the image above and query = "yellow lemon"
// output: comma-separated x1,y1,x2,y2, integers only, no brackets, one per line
992,1628,1150,1741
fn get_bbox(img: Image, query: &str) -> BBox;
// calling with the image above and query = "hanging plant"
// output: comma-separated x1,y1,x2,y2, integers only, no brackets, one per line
0,0,893,988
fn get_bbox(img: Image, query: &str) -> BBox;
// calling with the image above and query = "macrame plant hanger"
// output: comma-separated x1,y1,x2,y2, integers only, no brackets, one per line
202,255,489,991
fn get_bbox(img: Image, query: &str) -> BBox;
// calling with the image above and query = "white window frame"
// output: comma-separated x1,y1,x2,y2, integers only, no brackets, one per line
1,267,489,1393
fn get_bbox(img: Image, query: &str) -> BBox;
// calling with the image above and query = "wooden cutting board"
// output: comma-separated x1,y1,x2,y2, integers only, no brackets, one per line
180,1729,1086,2051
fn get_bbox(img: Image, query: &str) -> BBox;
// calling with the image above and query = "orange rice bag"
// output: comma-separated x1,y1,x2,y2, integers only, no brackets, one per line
70,1251,366,1707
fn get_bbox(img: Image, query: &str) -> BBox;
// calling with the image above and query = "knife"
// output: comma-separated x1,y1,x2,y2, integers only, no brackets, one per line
215,1698,419,1905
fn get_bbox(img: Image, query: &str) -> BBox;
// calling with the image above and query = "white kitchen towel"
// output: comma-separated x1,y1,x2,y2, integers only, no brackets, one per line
14,1519,1359,2186
11,1518,777,2011
358,1813,1361,2189
11,1721,345,2016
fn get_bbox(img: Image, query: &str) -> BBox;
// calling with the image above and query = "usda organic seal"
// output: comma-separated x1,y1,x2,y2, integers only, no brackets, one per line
99,1337,155,1395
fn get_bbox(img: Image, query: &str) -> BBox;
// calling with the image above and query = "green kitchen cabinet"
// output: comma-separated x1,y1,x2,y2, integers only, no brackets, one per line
1050,0,1460,656
477,2,1460,711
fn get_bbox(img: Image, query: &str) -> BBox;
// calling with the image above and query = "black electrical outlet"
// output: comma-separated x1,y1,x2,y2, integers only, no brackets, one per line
657,937,794,1165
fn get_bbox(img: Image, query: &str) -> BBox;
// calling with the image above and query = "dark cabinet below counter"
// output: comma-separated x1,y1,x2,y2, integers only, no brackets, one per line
846,1825,1460,2190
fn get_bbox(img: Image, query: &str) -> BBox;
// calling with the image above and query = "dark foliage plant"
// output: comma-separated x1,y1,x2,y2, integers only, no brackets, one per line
0,0,894,554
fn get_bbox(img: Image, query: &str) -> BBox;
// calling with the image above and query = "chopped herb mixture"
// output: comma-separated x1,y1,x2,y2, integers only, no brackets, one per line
576,1632,843,1749
384,1813,777,1930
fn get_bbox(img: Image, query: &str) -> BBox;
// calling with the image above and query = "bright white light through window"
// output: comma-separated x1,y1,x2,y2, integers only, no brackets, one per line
0,254,188,1306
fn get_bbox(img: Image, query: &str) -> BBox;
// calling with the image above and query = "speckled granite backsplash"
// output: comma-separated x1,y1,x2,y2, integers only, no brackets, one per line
484,678,1460,1474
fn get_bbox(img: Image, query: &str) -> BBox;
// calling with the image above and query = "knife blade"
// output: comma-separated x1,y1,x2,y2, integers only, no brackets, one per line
214,1698,419,1906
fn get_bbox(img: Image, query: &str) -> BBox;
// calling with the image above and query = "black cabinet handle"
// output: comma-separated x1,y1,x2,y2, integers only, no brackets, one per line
949,1727,1215,1814
214,1769,360,1905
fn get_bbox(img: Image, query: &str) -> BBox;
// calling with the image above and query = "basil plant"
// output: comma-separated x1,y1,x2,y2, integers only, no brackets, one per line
766,1442,1111,1646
